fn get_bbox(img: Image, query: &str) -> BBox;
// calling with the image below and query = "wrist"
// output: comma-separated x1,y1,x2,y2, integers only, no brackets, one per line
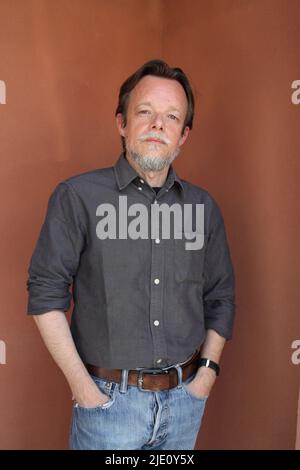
198,357,220,376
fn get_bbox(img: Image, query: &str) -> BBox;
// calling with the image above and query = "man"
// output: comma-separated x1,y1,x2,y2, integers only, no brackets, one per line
26,59,236,450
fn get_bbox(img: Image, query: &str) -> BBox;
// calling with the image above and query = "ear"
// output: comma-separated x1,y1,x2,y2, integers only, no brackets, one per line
116,113,126,137
178,126,190,147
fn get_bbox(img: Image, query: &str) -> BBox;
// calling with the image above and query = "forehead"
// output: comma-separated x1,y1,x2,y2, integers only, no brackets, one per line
129,75,187,110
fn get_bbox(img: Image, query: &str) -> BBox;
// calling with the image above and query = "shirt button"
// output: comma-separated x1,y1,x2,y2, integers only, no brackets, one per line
156,358,162,364
155,238,160,244
140,178,144,184
154,320,160,326
154,199,158,204
138,186,142,191
154,278,160,285
165,188,169,192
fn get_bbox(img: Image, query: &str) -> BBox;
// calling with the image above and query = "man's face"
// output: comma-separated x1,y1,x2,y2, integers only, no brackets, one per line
116,75,190,171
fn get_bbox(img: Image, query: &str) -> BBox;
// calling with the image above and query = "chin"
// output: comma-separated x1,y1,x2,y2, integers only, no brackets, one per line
145,153,168,160
142,145,167,156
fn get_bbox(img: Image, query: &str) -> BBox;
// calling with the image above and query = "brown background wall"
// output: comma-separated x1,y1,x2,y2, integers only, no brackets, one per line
0,0,299,449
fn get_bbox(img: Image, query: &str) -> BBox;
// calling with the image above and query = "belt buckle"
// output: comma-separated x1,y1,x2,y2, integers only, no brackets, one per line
137,368,168,392
136,351,197,392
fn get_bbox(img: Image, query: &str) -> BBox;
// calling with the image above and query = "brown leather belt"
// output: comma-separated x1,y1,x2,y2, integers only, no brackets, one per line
85,350,200,391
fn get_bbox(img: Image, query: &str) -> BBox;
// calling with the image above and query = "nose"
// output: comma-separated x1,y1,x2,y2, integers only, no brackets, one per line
150,112,164,131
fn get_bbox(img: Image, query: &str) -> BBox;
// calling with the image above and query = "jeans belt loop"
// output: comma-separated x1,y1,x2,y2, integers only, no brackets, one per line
119,369,129,394
172,364,183,389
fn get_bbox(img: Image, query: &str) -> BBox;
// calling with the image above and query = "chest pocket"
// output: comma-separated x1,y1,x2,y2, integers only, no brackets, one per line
173,232,206,283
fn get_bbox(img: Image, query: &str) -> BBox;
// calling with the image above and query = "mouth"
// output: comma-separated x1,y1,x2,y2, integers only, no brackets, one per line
144,138,165,144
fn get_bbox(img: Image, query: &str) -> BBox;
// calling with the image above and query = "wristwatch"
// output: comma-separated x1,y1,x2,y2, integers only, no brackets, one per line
198,358,220,376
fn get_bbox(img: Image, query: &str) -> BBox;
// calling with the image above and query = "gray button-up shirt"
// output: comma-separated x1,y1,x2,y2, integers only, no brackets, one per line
26,153,236,369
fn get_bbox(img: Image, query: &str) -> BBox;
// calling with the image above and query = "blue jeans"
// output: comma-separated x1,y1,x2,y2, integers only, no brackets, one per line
69,372,207,450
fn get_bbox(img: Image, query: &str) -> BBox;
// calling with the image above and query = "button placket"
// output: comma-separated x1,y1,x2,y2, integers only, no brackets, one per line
149,198,168,365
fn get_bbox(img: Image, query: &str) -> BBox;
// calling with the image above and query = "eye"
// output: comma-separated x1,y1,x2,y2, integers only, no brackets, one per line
138,109,150,115
168,114,178,120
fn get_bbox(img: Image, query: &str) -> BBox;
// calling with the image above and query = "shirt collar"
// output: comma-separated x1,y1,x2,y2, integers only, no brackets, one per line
114,152,184,192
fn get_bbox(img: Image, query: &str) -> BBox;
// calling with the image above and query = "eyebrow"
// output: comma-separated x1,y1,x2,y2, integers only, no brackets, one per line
135,102,181,114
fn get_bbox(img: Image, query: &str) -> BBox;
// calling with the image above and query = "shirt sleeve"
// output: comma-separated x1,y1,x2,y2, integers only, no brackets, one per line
203,199,236,339
26,182,86,315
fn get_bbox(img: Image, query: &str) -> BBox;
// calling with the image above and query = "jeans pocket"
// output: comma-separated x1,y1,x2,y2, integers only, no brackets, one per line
74,398,115,412
182,384,208,402
182,376,208,402
74,377,118,412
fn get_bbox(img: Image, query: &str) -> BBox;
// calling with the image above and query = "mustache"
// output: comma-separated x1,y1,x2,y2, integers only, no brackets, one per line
138,132,171,145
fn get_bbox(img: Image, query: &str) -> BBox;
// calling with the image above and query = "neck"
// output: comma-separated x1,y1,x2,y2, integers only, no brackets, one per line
125,152,169,187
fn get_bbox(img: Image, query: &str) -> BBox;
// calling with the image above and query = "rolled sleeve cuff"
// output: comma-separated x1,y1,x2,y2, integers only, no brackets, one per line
26,280,71,315
204,299,236,340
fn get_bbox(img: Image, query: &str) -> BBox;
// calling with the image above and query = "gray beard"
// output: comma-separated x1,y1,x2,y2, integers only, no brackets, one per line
127,146,180,172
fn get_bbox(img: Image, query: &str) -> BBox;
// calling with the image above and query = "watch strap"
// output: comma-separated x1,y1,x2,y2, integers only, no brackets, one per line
198,358,220,376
